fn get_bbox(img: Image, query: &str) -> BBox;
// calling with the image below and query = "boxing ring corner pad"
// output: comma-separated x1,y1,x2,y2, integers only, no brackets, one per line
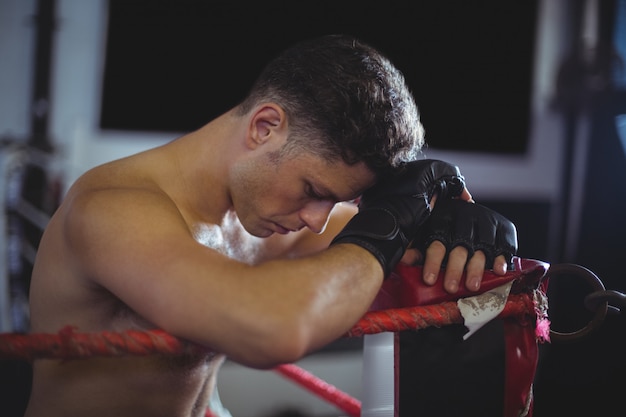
361,332,396,417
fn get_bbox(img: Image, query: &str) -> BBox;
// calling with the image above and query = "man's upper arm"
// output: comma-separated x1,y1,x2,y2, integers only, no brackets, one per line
60,192,375,367
62,188,235,330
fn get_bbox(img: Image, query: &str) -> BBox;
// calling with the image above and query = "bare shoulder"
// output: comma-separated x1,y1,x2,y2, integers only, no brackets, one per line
28,167,188,328
60,181,193,277
39,178,229,326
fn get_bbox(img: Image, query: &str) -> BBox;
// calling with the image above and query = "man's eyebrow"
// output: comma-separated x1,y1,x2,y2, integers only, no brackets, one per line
325,185,364,203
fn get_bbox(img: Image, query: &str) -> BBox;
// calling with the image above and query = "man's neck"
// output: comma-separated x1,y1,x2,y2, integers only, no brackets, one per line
162,111,242,227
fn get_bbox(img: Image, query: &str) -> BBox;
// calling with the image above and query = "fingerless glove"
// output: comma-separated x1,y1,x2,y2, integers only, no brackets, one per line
331,159,465,276
413,199,518,269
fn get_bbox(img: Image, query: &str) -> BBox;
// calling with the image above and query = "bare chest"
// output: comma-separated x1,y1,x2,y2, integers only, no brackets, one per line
192,221,265,264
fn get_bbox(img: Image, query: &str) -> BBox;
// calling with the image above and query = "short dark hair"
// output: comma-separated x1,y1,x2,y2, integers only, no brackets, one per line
237,34,424,176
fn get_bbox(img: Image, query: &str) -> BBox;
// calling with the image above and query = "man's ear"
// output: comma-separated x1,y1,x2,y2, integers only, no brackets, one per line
247,104,288,149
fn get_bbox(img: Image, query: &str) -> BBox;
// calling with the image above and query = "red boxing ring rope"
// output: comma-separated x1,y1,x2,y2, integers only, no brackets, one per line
0,293,536,417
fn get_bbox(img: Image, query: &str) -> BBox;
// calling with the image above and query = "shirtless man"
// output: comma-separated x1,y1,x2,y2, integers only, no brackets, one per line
24,35,513,417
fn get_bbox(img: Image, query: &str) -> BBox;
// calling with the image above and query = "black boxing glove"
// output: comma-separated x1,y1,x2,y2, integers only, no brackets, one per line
331,159,465,276
413,198,518,269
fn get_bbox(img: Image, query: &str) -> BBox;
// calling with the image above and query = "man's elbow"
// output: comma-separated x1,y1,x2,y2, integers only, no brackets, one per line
234,320,316,369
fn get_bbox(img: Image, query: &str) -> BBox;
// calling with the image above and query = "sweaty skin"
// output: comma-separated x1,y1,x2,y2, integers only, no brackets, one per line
24,106,506,417
24,107,383,417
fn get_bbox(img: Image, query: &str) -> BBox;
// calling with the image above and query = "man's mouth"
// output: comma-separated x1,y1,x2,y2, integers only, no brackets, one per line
273,223,291,234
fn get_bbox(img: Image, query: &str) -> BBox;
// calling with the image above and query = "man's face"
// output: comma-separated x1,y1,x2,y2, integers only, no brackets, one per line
231,149,376,238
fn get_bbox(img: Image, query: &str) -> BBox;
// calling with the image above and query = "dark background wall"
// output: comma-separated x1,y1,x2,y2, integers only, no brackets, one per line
1,0,625,416
100,0,537,156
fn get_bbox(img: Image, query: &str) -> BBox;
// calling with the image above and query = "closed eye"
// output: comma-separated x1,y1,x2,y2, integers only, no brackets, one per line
305,183,325,200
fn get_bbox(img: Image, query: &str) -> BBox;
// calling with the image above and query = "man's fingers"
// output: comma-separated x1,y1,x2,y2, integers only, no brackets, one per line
464,250,487,291
493,254,508,275
423,241,446,285
459,187,474,203
443,246,469,293
400,248,422,266
422,243,508,293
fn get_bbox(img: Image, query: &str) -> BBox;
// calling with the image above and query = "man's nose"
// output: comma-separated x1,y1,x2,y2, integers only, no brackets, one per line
300,200,336,234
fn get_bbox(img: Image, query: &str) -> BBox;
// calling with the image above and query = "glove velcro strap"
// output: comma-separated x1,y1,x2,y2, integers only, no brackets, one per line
330,208,408,277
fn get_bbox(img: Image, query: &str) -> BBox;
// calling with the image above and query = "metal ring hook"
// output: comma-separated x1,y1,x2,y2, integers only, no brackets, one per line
547,263,608,342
